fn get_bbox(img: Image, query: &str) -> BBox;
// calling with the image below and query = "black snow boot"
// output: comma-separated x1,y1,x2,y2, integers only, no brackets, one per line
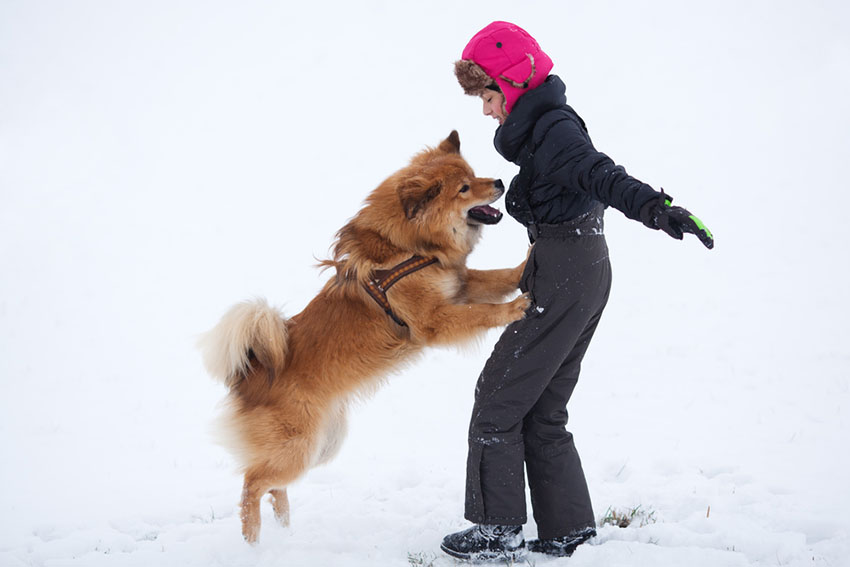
440,524,526,562
527,526,596,557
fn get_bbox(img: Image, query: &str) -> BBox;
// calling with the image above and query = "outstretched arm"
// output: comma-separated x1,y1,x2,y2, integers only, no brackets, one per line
540,117,659,221
541,118,713,248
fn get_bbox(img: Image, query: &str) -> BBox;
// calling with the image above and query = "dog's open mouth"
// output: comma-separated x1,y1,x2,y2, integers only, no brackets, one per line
467,204,503,225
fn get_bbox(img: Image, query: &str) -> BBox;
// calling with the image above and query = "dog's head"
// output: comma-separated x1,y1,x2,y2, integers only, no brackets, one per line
393,131,504,253
327,131,505,278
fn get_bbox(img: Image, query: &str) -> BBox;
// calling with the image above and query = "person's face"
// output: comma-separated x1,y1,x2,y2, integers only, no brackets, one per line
481,90,507,125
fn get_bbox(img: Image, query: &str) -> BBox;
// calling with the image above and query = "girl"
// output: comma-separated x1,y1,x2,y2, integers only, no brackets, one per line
440,21,713,562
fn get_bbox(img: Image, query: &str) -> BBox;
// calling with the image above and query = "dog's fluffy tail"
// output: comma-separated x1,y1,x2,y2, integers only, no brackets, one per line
198,298,289,389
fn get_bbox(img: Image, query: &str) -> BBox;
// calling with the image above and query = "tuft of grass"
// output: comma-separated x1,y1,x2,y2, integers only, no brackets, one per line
408,551,437,567
599,504,658,528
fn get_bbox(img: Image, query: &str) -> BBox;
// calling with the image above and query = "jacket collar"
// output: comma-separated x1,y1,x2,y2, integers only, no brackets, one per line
493,75,568,164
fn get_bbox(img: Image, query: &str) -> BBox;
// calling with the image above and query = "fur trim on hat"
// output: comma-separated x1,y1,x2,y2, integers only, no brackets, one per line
454,59,495,97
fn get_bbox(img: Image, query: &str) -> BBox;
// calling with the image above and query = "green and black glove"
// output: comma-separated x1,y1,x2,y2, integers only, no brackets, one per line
640,190,714,249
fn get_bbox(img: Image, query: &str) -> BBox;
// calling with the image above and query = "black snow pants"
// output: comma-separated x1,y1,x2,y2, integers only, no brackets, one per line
464,205,611,539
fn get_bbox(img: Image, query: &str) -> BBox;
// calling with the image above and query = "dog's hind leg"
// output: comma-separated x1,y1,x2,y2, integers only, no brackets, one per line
242,470,295,543
240,437,314,543
269,488,290,527
241,470,271,544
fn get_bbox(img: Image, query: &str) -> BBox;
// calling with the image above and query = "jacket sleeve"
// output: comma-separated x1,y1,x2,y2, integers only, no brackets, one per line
537,116,661,221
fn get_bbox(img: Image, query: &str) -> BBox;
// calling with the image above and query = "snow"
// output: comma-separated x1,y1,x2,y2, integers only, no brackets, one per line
1,1,849,566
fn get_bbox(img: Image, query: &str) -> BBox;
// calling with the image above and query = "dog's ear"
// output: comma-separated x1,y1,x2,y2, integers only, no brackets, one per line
398,176,442,219
438,130,461,154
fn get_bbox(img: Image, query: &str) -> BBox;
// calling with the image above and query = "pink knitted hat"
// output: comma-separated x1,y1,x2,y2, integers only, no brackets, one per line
454,21,554,114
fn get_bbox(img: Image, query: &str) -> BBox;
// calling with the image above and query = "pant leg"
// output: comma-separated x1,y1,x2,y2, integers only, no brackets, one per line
464,230,611,526
523,300,608,539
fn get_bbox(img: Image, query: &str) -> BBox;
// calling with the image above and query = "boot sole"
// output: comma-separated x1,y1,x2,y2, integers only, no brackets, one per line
527,531,595,557
439,543,527,563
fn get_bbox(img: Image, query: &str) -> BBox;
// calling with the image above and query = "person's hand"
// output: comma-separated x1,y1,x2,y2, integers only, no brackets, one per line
640,190,714,249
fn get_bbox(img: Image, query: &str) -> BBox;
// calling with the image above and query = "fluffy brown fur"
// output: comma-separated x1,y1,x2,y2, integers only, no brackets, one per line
199,131,529,544
454,59,495,96
454,59,510,115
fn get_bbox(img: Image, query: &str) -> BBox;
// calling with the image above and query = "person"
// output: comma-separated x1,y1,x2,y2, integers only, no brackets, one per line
440,21,713,562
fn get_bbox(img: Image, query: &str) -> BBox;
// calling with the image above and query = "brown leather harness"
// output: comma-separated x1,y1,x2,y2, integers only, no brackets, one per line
362,255,438,327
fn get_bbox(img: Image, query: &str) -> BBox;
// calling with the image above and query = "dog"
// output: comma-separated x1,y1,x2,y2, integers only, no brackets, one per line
199,131,529,543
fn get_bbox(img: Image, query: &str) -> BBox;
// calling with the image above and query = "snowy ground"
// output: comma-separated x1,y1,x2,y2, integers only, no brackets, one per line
2,1,849,566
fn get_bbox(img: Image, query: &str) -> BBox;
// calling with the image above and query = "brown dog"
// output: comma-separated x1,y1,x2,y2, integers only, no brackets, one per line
199,131,529,543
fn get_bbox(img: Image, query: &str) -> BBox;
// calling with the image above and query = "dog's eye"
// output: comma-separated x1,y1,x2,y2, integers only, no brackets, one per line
459,185,470,193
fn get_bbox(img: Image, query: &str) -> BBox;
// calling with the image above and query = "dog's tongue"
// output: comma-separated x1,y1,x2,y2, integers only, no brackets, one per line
468,204,503,225
473,205,499,216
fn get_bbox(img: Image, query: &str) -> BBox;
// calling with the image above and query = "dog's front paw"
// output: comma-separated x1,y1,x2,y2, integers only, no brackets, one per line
504,293,532,323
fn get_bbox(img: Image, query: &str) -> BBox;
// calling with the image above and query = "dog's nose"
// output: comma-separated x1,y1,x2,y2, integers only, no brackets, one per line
494,179,504,190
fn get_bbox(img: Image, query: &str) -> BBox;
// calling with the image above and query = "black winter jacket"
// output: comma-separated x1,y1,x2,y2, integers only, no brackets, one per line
494,75,661,227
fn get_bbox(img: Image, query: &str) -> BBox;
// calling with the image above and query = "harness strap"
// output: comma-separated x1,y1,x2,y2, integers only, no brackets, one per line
362,256,438,327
